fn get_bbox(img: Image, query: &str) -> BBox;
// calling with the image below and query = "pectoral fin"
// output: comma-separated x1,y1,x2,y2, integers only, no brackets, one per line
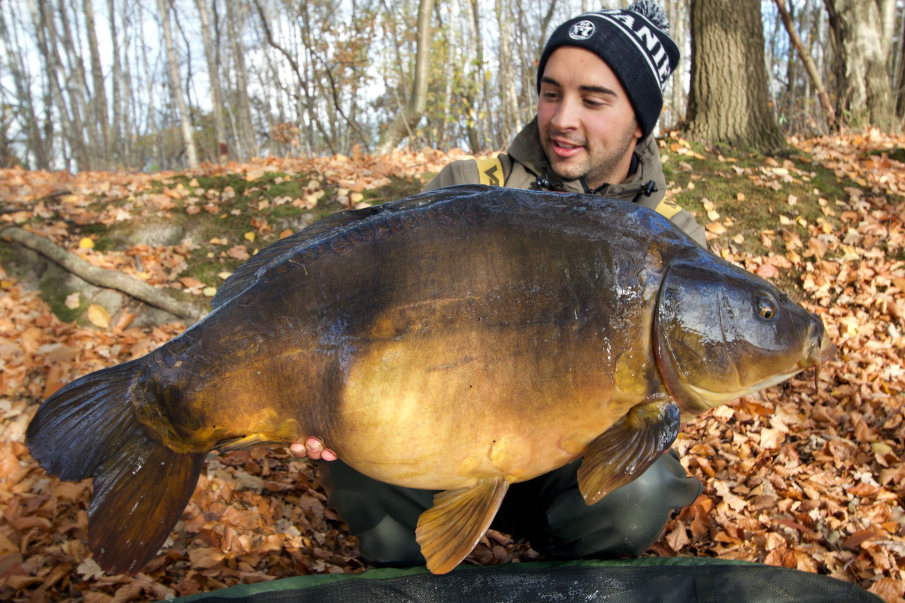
415,478,509,574
577,400,680,505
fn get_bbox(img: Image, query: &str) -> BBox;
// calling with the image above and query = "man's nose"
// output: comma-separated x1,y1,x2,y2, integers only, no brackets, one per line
551,95,580,130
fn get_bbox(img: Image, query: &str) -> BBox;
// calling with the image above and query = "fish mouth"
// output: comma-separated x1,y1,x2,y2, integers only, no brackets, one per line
799,313,836,369
818,332,837,363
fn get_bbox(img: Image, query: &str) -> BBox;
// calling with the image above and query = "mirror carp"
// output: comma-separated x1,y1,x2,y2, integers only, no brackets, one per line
26,185,834,575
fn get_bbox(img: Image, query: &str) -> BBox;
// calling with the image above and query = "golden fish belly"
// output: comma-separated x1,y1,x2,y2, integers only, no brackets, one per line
333,325,638,491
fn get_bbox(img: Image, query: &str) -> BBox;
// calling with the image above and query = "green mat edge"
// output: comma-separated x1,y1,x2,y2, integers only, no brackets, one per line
174,556,762,601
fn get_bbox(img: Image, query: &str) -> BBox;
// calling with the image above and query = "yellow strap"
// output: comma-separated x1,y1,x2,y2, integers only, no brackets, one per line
475,156,504,186
652,197,682,219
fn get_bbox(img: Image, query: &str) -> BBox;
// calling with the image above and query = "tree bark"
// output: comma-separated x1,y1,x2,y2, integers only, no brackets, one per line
664,0,687,130
823,0,896,131
195,0,228,162
1,227,207,322
156,0,199,169
106,0,123,165
225,1,257,160
374,0,433,155
774,0,836,131
895,7,905,124
682,0,785,153
83,0,112,165
56,0,98,166
496,0,520,146
28,0,86,170
1,4,50,168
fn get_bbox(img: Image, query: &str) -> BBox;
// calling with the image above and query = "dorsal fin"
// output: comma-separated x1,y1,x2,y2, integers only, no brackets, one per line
210,185,493,309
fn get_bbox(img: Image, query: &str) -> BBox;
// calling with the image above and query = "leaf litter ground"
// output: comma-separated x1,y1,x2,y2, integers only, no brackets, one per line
0,138,903,602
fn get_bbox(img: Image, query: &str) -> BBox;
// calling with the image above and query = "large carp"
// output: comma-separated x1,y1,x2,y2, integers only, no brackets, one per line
27,185,833,575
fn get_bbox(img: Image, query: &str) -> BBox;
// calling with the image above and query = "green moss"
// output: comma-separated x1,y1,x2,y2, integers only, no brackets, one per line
663,142,855,252
39,278,82,323
868,147,905,163
363,176,425,205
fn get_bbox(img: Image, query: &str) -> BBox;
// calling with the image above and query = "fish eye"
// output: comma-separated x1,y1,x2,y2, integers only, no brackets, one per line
755,294,777,321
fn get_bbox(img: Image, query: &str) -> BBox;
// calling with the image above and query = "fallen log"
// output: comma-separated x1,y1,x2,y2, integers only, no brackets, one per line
1,226,208,323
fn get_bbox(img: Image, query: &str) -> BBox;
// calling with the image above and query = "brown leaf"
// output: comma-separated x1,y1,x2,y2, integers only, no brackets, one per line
188,547,224,569
842,527,885,550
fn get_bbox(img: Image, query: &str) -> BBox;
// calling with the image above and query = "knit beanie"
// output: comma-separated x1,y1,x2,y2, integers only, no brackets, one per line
536,1,680,138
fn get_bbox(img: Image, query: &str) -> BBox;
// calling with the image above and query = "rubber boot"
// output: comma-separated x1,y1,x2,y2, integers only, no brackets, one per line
519,450,702,558
319,450,701,566
318,460,432,566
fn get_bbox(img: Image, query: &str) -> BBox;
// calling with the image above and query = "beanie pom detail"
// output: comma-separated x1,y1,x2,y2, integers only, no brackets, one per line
628,0,670,34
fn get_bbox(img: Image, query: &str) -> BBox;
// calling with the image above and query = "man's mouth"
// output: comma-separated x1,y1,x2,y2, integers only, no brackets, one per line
550,138,585,158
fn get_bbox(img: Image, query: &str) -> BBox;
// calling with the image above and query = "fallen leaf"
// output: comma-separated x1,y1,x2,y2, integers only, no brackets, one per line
86,304,110,329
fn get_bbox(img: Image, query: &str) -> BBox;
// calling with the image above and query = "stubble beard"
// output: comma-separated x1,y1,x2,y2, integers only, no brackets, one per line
544,122,639,189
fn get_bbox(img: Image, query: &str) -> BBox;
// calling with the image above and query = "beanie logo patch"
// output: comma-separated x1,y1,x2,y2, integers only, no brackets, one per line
568,20,596,40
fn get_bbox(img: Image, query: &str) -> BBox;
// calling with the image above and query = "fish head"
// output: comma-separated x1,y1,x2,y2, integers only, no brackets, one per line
653,257,835,414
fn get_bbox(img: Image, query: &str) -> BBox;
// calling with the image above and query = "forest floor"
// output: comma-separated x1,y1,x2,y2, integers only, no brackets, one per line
0,131,903,602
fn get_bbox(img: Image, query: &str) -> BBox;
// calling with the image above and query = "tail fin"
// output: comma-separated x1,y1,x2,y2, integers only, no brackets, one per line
26,360,206,575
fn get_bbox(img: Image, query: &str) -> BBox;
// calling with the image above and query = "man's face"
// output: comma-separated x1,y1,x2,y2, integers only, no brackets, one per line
537,46,642,190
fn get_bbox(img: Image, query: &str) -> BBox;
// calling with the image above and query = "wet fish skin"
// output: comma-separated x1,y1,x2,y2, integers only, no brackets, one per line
25,185,832,575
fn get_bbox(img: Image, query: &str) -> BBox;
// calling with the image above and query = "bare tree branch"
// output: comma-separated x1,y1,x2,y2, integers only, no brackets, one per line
1,226,207,322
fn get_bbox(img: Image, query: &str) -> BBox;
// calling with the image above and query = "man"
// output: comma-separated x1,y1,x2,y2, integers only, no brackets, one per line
424,1,705,246
296,1,703,566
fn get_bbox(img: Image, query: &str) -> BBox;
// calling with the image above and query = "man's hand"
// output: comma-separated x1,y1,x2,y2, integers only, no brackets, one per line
289,436,337,461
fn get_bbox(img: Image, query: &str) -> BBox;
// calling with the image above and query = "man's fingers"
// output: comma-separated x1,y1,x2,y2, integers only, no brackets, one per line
289,441,307,457
288,437,337,461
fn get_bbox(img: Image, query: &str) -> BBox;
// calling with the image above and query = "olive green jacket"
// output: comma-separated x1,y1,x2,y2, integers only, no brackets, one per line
425,118,706,246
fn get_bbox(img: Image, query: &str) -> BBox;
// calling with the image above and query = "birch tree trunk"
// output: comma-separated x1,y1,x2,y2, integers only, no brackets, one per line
28,0,84,170
195,0,228,162
895,11,905,124
665,0,688,130
1,4,50,168
56,0,98,165
374,0,433,155
83,0,111,165
107,0,124,165
156,0,199,169
225,1,257,159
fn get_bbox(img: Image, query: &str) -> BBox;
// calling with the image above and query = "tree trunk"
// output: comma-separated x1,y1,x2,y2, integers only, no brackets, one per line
823,0,896,131
682,0,785,153
156,0,199,168
195,0,228,162
374,0,433,155
225,1,257,159
83,0,112,166
496,0,520,146
665,0,688,130
774,0,836,131
1,4,50,168
895,7,905,124
56,0,98,167
107,0,123,165
28,0,86,170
